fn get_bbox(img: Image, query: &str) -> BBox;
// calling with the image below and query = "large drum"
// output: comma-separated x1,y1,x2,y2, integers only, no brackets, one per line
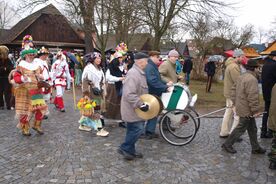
161,84,191,110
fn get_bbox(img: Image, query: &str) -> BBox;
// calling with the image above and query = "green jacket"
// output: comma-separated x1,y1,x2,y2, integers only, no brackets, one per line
268,84,276,131
159,60,178,83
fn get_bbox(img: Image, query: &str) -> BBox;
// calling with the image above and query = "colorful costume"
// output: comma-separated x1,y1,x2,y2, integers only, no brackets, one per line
51,51,71,112
34,47,52,117
13,35,47,135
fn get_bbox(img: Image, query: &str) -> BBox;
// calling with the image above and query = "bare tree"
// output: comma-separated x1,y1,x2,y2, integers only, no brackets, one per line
138,0,230,50
0,0,17,29
267,18,276,42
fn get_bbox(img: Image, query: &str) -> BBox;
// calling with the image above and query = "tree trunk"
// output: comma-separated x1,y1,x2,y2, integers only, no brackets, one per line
153,32,162,51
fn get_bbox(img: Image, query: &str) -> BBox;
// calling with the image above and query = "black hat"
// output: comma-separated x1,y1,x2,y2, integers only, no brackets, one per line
246,59,259,67
134,52,149,60
269,50,276,56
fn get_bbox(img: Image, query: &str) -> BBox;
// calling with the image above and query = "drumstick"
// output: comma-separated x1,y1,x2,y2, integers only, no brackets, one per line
72,78,76,110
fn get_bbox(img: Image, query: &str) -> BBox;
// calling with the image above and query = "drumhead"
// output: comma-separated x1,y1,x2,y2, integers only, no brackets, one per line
161,85,189,110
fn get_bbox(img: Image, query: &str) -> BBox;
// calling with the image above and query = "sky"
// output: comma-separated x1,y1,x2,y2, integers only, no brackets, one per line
7,0,276,43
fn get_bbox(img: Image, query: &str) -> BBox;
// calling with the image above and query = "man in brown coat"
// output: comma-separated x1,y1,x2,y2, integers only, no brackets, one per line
220,49,244,138
268,84,276,169
222,59,266,154
118,52,149,160
159,49,183,83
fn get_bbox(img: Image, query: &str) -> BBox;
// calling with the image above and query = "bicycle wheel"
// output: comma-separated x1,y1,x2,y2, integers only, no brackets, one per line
159,109,197,146
186,107,200,132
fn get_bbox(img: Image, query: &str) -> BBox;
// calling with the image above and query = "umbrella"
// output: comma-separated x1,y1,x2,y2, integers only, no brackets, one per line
224,50,234,57
208,55,224,62
66,52,80,65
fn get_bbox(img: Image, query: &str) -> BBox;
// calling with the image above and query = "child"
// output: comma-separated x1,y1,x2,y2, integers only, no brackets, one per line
77,91,109,137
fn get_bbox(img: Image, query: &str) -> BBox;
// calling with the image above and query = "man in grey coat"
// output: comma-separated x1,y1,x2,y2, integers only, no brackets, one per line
118,52,149,160
222,59,266,154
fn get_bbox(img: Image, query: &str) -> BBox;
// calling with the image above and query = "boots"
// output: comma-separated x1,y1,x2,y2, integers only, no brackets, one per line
260,128,273,138
32,121,44,135
22,124,31,136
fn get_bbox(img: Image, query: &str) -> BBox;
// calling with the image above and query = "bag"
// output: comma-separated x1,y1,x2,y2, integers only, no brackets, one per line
92,87,102,96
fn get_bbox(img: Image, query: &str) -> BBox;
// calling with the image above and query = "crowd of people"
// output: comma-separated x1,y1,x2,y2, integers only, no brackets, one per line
0,34,276,170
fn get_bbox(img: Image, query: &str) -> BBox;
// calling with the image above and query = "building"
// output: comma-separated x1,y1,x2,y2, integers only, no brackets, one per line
0,4,85,59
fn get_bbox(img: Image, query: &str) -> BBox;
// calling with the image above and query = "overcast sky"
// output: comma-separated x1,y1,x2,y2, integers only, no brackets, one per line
8,0,276,43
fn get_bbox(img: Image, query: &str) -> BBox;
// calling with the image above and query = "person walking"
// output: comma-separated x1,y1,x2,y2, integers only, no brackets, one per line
51,51,71,112
220,49,244,138
222,59,266,154
143,51,172,139
204,56,216,93
118,52,149,160
183,57,193,85
268,83,276,169
159,49,183,83
260,50,276,138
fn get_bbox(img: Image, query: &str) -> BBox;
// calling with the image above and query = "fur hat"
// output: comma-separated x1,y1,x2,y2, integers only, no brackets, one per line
0,45,9,59
168,49,179,57
233,48,244,58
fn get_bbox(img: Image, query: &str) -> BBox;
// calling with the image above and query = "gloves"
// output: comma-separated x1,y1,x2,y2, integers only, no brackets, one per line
139,103,149,112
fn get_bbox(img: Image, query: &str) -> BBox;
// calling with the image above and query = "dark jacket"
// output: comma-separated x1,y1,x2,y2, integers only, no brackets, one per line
0,58,14,78
145,59,167,96
205,61,216,76
183,58,193,73
261,57,276,102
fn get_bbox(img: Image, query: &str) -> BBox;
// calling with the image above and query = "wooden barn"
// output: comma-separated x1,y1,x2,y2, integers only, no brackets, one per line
0,4,85,59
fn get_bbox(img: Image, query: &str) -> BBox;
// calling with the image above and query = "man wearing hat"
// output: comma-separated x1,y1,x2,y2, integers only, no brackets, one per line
220,48,244,138
142,51,173,139
222,59,266,154
34,47,51,119
159,49,183,83
118,52,149,160
260,50,276,138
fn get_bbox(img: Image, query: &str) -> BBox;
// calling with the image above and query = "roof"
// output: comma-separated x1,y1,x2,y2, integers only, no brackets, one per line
97,33,153,51
0,4,73,45
242,47,260,58
260,41,276,55
249,43,266,53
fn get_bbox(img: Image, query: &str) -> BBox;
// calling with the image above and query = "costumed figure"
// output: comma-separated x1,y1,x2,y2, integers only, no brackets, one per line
105,44,127,126
51,51,71,112
34,46,52,118
77,91,109,136
12,35,47,136
82,52,109,136
0,45,14,110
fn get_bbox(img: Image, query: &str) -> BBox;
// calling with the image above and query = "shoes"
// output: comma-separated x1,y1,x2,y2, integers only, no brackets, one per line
96,129,109,137
7,107,11,110
236,137,243,142
260,130,273,138
0,106,4,110
117,148,135,160
119,122,126,128
43,115,48,119
269,162,276,170
251,147,266,154
219,135,229,138
266,130,273,138
60,108,65,112
133,151,143,158
221,144,237,154
79,125,91,132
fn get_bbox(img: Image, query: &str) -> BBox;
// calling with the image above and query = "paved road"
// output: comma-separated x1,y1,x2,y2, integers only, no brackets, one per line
0,89,275,184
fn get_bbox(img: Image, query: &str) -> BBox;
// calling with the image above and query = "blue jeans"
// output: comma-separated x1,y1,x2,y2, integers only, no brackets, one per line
145,117,157,134
120,121,144,155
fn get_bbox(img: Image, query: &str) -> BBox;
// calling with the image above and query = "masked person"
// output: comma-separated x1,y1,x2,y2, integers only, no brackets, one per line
13,35,47,136
222,59,266,154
